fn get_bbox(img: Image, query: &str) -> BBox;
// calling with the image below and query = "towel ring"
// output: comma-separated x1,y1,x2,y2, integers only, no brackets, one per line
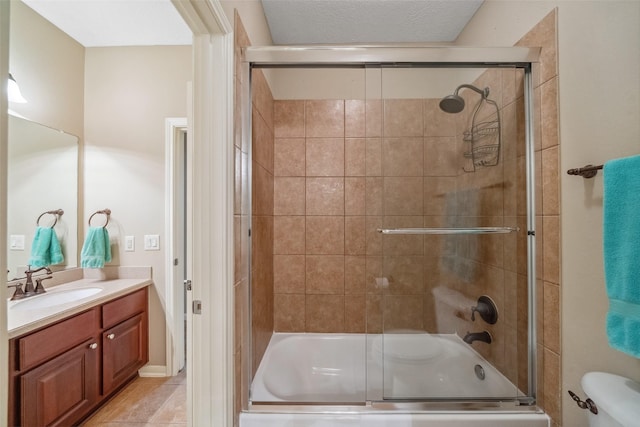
88,208,111,228
36,209,64,228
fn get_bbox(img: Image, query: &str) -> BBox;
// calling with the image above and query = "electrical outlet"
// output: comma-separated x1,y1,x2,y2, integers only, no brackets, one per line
125,236,135,252
144,234,160,251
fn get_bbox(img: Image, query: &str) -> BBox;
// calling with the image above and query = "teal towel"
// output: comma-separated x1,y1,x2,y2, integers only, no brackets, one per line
80,227,112,268
28,226,64,267
603,154,640,358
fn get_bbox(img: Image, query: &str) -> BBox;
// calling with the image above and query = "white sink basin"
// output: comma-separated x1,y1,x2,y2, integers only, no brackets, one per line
9,287,103,311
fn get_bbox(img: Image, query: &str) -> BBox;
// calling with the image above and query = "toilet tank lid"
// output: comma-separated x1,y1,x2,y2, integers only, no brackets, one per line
582,372,640,425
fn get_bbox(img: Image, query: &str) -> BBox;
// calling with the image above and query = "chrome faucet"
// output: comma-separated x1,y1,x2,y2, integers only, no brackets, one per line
24,266,53,295
8,266,54,300
463,330,492,345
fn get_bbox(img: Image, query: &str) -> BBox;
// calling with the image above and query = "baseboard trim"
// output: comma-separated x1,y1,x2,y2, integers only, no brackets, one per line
139,365,168,377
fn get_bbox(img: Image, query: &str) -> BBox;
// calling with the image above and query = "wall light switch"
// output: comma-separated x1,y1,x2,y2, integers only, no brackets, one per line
125,236,135,252
144,234,160,251
9,235,25,250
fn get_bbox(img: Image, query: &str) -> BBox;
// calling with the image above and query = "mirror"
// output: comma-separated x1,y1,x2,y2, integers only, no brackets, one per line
7,114,79,279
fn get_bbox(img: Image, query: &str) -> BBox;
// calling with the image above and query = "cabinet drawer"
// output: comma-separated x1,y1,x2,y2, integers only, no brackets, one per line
18,308,99,372
102,287,147,329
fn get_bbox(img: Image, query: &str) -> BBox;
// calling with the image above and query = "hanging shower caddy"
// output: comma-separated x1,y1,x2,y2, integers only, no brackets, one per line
463,92,501,172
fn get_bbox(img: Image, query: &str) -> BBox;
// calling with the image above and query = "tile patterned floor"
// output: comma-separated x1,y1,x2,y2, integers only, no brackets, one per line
82,371,187,426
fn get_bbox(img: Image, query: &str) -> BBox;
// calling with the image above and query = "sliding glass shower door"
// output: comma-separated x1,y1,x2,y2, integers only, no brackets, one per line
373,65,532,402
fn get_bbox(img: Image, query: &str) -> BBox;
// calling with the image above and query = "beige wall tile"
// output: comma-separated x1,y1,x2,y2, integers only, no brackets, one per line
306,216,345,255
542,215,560,284
306,294,345,332
383,99,423,137
383,137,424,176
274,138,305,176
345,216,366,255
365,216,383,256
543,281,560,354
541,76,559,149
383,256,425,295
305,100,344,137
366,294,382,333
383,295,424,331
543,347,561,424
346,100,365,137
274,177,305,215
542,146,559,215
274,100,304,138
424,98,456,137
365,138,382,176
425,137,458,177
252,163,273,216
345,256,366,295
345,138,366,176
252,70,273,129
306,138,344,176
424,177,456,216
274,255,305,294
273,215,305,254
345,177,366,215
365,177,383,216
365,256,383,294
305,255,345,294
274,294,305,332
365,100,382,137
384,177,424,215
345,295,366,333
306,177,345,215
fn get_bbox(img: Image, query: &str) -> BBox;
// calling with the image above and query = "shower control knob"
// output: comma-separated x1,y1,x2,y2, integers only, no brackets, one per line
471,295,499,324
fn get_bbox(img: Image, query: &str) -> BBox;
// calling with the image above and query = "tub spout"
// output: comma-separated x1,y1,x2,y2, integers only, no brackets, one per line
463,331,492,345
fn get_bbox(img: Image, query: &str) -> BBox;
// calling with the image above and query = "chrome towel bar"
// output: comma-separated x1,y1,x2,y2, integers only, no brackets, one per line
377,227,519,235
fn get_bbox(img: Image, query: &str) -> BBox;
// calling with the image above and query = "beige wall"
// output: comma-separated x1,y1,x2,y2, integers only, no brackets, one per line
84,46,192,367
459,2,640,426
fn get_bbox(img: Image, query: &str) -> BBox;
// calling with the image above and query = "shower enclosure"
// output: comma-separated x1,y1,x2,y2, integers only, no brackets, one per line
240,46,540,414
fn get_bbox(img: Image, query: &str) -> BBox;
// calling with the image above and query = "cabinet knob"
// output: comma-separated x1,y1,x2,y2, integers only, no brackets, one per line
107,333,116,340
89,343,98,350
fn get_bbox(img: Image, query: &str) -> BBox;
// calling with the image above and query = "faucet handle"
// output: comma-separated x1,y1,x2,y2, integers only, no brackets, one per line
35,276,53,294
9,282,26,300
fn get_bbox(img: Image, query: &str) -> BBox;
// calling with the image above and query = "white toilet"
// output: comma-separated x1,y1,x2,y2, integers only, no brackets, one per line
581,372,640,427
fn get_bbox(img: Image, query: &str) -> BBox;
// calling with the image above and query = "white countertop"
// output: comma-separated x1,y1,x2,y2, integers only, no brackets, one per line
8,269,152,339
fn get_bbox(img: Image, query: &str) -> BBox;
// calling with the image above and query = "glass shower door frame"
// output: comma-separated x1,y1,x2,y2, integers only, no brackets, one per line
242,45,539,408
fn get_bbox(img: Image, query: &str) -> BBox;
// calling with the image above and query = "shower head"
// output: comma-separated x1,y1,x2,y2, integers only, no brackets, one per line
439,84,490,114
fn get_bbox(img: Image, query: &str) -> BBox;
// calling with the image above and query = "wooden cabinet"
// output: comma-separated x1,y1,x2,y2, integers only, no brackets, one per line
20,338,100,427
8,287,149,427
103,313,148,394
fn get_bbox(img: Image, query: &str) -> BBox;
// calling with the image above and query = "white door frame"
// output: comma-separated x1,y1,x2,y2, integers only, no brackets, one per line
165,117,188,376
171,1,234,426
0,0,10,422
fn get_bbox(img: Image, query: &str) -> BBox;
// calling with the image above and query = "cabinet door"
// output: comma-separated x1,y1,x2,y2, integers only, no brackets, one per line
103,313,148,394
21,338,100,427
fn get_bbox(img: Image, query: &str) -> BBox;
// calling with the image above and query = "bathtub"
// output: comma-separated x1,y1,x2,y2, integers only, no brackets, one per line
243,333,549,426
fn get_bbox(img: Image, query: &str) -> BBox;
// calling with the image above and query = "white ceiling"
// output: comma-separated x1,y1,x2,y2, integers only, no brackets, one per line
22,0,483,47
22,0,192,47
262,0,484,44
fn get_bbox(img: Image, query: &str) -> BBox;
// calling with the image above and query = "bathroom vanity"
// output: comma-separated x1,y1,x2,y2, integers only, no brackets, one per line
7,270,151,427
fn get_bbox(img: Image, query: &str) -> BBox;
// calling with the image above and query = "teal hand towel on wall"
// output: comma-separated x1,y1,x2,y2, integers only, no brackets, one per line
28,226,64,267
603,154,640,358
80,227,112,268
